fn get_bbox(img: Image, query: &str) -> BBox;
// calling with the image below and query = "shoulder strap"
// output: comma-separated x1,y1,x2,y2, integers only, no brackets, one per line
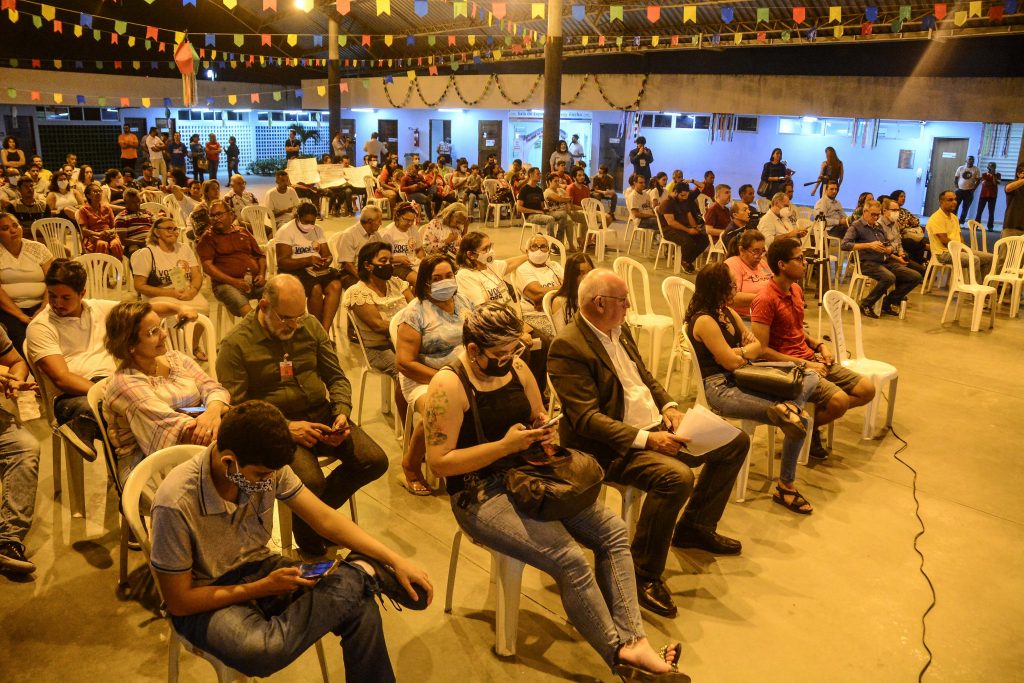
448,358,486,444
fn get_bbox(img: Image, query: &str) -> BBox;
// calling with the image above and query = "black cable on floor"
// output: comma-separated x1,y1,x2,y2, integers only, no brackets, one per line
888,425,936,682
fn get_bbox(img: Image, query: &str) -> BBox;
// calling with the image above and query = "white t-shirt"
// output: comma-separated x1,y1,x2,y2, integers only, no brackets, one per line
516,260,564,293
146,135,164,161
263,187,300,227
26,299,118,380
0,240,51,308
275,220,327,261
130,243,198,292
335,224,381,265
455,261,512,306
378,223,422,265
627,190,653,214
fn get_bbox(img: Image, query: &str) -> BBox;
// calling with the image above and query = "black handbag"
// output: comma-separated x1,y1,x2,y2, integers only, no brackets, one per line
733,361,805,400
757,179,771,197
455,361,605,521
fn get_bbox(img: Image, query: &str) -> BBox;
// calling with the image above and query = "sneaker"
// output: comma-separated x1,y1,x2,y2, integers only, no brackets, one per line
0,541,36,574
809,430,830,460
880,303,901,317
57,422,98,462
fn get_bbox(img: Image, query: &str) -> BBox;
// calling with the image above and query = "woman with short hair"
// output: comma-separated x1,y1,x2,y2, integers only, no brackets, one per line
46,170,85,223
723,230,772,318
0,212,52,351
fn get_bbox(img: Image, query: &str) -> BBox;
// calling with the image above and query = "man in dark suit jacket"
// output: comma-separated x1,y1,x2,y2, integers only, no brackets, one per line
549,269,748,619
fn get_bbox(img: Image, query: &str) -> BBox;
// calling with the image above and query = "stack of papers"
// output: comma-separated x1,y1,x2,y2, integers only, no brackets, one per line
674,404,742,456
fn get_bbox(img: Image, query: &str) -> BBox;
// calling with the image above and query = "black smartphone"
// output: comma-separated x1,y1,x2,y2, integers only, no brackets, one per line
173,317,189,329
299,559,339,579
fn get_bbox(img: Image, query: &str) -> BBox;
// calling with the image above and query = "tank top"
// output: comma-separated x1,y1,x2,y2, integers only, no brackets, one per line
687,310,743,379
446,359,533,495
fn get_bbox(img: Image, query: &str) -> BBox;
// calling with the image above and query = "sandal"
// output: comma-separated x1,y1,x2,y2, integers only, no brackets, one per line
766,403,808,441
773,485,813,515
398,472,432,496
613,642,691,682
193,348,208,363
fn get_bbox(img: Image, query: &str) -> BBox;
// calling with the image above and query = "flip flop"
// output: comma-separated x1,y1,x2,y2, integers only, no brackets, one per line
398,472,432,496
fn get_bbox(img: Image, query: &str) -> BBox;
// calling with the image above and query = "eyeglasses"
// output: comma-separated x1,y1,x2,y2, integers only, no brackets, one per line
484,341,528,364
209,211,228,218
140,325,164,340
269,308,305,325
784,255,807,263
157,224,180,232
597,294,630,306
528,244,549,252
746,248,766,257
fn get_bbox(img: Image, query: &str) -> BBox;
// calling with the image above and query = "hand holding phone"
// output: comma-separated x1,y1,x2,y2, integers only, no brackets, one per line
299,559,339,580
536,414,563,429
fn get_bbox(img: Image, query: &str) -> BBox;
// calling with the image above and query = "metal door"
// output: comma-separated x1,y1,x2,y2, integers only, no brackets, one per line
478,120,502,167
340,117,356,159
377,119,398,160
924,138,968,216
599,122,626,192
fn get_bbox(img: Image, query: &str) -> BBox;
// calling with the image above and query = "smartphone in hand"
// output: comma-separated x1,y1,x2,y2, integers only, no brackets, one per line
299,559,339,580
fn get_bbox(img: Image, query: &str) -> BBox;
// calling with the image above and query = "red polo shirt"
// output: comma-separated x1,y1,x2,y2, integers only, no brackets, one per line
750,278,813,360
704,202,731,231
567,182,590,207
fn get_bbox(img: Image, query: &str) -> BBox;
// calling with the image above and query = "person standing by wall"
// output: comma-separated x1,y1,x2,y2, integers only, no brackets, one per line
628,137,653,185
954,155,981,224
117,124,139,175
974,162,1001,230
205,134,222,183
226,136,241,178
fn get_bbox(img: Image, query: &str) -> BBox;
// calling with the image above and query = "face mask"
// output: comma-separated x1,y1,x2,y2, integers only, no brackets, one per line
430,279,458,301
477,353,514,378
780,206,792,218
226,460,273,495
371,263,394,280
476,249,494,265
8,176,18,185
297,221,317,233
528,249,549,265
886,211,899,222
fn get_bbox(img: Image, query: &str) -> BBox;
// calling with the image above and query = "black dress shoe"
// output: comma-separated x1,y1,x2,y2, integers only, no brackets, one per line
881,303,900,316
808,429,830,460
636,577,677,618
860,303,879,319
347,552,429,610
671,526,742,555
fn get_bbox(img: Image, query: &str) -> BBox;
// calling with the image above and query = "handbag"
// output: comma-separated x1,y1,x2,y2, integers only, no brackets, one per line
196,158,209,171
757,180,771,197
454,360,605,521
733,361,805,400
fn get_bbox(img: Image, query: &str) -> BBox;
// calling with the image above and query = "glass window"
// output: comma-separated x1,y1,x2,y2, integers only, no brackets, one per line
693,116,711,130
824,118,853,137
736,116,758,132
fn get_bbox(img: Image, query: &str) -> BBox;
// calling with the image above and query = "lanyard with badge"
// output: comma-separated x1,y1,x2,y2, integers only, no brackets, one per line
279,352,294,381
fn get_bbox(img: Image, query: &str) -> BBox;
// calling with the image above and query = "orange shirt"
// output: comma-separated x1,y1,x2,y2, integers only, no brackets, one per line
205,142,222,161
118,133,139,159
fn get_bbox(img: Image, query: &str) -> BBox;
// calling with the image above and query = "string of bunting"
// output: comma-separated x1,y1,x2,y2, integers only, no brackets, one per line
594,74,647,110
493,73,543,105
2,82,309,107
451,72,495,104
413,75,456,107
560,74,591,106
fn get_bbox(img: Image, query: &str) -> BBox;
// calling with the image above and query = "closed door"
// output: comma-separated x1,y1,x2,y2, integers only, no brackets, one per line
599,122,626,191
924,138,968,216
340,118,356,159
377,119,398,159
478,120,502,167
430,119,452,160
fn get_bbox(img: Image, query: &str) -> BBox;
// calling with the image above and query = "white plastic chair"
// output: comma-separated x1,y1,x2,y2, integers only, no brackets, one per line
983,236,1024,318
695,193,712,216
240,205,274,247
846,251,907,319
23,341,87,519
31,217,81,259
921,251,953,294
363,176,392,219
161,314,218,380
86,379,131,586
74,253,126,300
346,310,398,438
755,198,771,215
612,257,674,376
518,214,547,251
940,241,997,332
966,219,990,254
265,238,278,277
140,201,167,216
623,216,654,258
660,276,695,396
162,193,186,226
652,213,681,273
581,197,620,263
823,290,899,439
121,445,331,683
482,179,509,228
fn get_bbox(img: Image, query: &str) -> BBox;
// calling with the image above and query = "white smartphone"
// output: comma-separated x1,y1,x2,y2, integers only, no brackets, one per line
538,414,563,429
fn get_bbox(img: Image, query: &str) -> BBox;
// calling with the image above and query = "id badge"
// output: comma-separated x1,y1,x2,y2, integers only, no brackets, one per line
279,354,294,380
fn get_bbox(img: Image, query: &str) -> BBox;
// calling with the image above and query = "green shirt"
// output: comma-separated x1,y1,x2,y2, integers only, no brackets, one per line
216,311,351,421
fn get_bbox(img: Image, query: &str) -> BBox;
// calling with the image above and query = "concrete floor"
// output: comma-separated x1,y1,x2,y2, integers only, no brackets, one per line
2,190,1022,682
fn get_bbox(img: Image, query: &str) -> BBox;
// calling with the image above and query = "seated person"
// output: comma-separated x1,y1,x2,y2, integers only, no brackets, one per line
721,201,753,254
591,164,618,215
187,179,222,241
224,174,261,235
548,252,594,336
375,160,401,209
552,159,573,187
46,169,85,223
275,203,342,330
928,190,993,277
379,201,425,286
216,275,388,556
77,182,124,259
424,302,688,681
134,163,163,200
27,259,195,460
461,164,486,220
549,269,748,619
343,241,414,420
850,191,873,223
0,211,52,352
197,200,267,318
686,263,818,514
751,238,875,459
737,183,763,230
702,184,733,239
9,177,49,232
113,188,154,257
724,230,772,318
395,256,474,496
453,232,528,308
101,169,128,209
102,301,230,485
517,168,572,245
887,189,928,266
335,205,383,289
542,173,585,250
0,327,41,575
425,163,457,217
24,165,49,200
149,400,431,681
813,180,848,238
515,234,565,314
400,164,432,218
841,200,923,318
879,196,926,276
757,192,807,249
421,202,468,261
626,173,659,233
659,182,710,273
263,171,300,229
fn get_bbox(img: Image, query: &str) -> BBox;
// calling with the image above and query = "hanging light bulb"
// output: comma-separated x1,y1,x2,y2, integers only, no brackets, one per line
294,0,314,11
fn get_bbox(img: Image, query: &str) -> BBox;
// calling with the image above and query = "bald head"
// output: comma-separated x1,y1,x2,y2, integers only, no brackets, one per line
264,274,304,308
578,269,630,333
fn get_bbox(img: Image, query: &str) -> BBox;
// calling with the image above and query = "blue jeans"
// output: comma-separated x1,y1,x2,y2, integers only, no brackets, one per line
0,408,40,544
451,487,645,668
172,555,394,681
702,371,819,484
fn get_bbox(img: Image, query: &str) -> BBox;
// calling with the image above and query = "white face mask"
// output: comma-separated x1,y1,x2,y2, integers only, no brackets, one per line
57,180,69,191
528,249,549,265
886,211,899,222
780,206,792,218
477,249,494,265
297,221,317,233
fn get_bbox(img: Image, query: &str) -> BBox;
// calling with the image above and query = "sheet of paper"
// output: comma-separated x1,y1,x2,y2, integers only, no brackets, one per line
674,404,742,457
286,157,320,185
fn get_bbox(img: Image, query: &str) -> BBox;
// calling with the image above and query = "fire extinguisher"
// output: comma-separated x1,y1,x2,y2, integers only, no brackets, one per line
412,127,420,148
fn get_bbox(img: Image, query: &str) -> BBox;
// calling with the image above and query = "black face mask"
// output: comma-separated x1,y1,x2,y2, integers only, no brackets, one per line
371,263,394,280
477,353,514,377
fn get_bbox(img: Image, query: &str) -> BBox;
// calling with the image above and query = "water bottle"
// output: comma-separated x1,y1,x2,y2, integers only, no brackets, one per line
16,390,41,422
243,267,253,288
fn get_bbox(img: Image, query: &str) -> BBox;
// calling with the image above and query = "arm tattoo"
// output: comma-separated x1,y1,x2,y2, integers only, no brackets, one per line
424,389,450,447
